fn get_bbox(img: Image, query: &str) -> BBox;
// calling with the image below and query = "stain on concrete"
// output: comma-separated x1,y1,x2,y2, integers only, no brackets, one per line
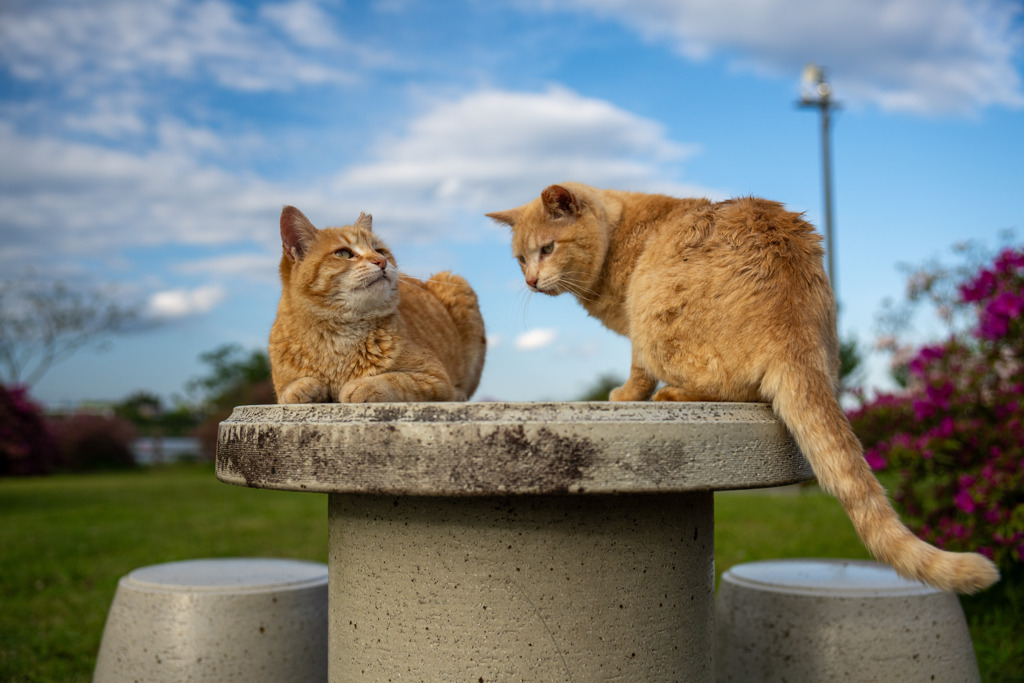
445,425,596,494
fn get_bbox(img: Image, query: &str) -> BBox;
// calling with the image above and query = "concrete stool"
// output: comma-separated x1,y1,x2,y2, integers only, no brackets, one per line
715,559,980,683
216,401,814,682
93,557,328,683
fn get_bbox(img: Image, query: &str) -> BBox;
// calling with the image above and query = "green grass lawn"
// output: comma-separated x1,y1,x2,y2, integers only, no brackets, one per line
1,465,1020,682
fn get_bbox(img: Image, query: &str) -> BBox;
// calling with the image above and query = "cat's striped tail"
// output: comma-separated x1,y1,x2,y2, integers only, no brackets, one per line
765,365,1000,594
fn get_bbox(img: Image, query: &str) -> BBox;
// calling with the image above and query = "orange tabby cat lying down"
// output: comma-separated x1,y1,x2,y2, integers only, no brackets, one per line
488,182,999,594
270,206,485,404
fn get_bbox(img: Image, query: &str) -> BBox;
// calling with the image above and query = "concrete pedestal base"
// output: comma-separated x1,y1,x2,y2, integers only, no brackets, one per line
715,559,981,683
330,492,713,682
217,402,812,681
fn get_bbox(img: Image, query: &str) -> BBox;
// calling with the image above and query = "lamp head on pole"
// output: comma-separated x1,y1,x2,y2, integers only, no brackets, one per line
799,62,832,106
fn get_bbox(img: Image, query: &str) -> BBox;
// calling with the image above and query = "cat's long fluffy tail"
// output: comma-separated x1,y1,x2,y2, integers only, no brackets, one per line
765,365,1000,594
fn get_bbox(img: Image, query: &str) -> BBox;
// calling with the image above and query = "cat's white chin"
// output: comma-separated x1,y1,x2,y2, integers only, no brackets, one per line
532,284,560,296
359,270,398,293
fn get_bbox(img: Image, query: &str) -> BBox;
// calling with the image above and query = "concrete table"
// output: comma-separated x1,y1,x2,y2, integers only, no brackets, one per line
216,401,811,682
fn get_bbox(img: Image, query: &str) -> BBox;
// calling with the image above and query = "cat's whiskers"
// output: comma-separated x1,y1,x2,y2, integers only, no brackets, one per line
519,288,534,327
552,272,599,303
558,282,597,304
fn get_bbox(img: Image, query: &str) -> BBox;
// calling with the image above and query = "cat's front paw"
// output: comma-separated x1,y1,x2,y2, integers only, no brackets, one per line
340,377,395,403
279,377,330,404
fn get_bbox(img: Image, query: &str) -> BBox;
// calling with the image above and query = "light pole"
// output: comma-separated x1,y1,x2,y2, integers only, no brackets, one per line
798,63,840,291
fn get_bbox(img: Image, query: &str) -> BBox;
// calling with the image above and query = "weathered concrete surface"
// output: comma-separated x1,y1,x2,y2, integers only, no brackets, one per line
93,558,328,683
216,401,811,495
329,492,714,682
715,559,981,683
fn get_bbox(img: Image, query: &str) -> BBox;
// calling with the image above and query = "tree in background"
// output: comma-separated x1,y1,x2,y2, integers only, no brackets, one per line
113,391,199,438
848,243,1023,572
188,344,274,458
576,373,625,401
0,276,138,387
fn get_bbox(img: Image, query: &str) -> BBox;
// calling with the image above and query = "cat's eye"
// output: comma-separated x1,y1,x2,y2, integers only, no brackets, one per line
540,242,554,255
335,248,354,259
517,255,526,265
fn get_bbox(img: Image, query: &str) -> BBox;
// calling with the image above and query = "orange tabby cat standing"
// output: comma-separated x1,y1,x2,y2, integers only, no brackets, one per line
270,206,485,404
488,182,999,594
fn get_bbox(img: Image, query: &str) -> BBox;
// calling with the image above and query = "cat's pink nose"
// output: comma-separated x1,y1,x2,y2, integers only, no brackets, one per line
526,276,538,288
372,256,387,270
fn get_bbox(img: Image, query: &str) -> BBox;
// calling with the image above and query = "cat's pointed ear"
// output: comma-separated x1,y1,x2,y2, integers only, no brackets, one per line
541,184,581,219
280,205,318,262
486,208,521,227
353,212,373,231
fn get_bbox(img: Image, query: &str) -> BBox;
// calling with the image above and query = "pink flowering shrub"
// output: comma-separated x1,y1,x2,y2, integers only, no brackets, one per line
848,246,1024,571
50,412,137,472
0,384,58,476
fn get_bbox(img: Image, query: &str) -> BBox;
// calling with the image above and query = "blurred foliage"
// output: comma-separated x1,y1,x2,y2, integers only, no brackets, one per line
0,384,59,476
49,413,137,472
112,391,199,438
838,335,864,396
576,373,624,401
187,344,274,458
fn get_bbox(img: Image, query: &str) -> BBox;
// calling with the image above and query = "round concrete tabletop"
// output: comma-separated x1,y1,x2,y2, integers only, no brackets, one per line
215,401,811,495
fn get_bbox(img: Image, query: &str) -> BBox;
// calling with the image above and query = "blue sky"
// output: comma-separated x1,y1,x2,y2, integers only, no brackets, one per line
1,0,1022,406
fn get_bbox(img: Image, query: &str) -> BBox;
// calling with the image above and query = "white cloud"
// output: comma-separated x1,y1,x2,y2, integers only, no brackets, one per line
0,84,714,271
0,0,370,145
260,0,342,49
174,253,281,283
515,328,558,350
332,86,717,241
0,0,357,92
0,122,297,266
147,285,226,319
548,0,1024,115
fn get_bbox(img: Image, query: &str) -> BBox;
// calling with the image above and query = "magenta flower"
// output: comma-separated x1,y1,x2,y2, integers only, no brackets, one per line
953,489,976,514
994,247,1024,275
959,270,994,303
864,449,887,471
907,344,946,376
